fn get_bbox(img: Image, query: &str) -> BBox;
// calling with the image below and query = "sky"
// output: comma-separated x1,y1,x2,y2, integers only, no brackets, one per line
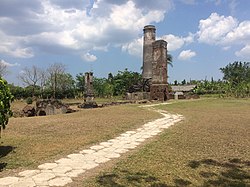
0,0,250,86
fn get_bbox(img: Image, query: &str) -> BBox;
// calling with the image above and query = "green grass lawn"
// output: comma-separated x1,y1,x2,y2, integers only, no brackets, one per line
0,103,160,177
83,98,250,187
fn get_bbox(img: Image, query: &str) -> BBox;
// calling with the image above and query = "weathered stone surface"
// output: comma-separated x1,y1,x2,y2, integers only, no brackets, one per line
38,163,58,170
10,178,36,187
114,148,129,154
94,157,110,164
66,169,85,178
22,105,36,117
79,149,95,154
55,158,73,165
67,154,85,160
104,153,121,159
99,142,113,147
32,173,55,184
52,166,72,174
0,177,19,186
48,177,72,186
18,170,40,177
90,145,104,150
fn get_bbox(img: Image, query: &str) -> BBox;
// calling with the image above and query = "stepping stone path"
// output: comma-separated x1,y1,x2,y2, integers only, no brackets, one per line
0,104,183,187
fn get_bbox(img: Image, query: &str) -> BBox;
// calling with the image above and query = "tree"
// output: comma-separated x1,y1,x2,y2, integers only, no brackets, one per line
0,77,14,138
47,63,66,98
75,73,85,97
56,73,75,98
93,77,107,97
220,61,250,97
220,61,250,86
18,65,42,97
0,61,8,77
113,69,142,95
167,54,173,67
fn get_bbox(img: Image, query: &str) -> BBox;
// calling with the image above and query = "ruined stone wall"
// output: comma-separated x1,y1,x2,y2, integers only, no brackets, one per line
150,40,168,101
142,25,156,79
84,72,94,101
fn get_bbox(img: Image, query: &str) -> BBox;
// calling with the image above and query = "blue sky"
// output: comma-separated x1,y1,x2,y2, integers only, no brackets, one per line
0,0,250,86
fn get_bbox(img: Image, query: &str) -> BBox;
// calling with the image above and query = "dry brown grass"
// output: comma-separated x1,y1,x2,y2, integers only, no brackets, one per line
83,98,250,187
0,103,161,177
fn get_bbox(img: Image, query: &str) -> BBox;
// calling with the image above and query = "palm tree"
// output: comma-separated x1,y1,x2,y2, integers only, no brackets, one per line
167,54,173,67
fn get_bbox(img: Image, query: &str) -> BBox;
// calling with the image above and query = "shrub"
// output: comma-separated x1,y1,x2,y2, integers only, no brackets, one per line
26,97,33,104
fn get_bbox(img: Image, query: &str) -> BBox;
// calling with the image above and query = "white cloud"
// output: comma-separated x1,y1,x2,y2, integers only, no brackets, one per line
222,46,231,51
161,33,194,51
235,45,250,58
0,59,20,67
122,38,143,57
197,12,250,58
81,52,97,62
197,13,238,45
224,21,250,44
0,31,34,58
178,50,196,60
0,0,173,59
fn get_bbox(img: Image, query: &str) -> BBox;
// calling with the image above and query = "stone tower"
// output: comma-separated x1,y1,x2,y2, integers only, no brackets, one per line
84,72,94,102
142,25,156,79
78,72,98,108
150,40,168,101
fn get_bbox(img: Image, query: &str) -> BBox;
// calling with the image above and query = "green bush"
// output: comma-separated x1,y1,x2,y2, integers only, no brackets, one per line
26,97,33,104
0,77,14,131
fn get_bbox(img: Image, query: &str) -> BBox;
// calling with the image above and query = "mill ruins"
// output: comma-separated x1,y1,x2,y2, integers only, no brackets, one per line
127,25,169,101
81,25,169,106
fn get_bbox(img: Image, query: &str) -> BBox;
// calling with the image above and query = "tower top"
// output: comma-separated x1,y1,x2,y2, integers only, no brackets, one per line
153,40,168,49
143,25,156,32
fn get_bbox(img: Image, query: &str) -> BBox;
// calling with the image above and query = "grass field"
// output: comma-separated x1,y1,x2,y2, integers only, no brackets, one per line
82,98,250,187
0,102,161,177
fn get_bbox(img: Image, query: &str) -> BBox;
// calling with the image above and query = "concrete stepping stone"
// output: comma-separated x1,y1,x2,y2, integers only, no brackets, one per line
104,153,121,159
66,169,85,178
52,166,72,174
94,157,111,164
125,131,136,134
135,138,145,142
18,170,40,177
55,158,74,165
10,178,36,187
90,145,105,150
32,173,55,186
114,148,129,154
81,163,99,170
0,177,19,186
79,149,95,154
48,177,72,186
38,163,58,170
122,144,137,149
99,142,113,147
67,154,85,160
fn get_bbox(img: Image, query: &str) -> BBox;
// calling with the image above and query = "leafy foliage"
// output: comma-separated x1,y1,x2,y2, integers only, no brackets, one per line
26,97,33,104
220,61,250,97
0,78,13,130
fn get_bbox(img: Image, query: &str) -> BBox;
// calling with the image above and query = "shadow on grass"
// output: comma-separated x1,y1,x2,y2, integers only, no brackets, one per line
96,170,169,187
96,170,193,187
188,158,250,186
0,146,15,171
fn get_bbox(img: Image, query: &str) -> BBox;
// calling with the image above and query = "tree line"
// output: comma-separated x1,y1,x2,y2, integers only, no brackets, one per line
5,63,143,100
181,61,249,98
1,61,250,100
